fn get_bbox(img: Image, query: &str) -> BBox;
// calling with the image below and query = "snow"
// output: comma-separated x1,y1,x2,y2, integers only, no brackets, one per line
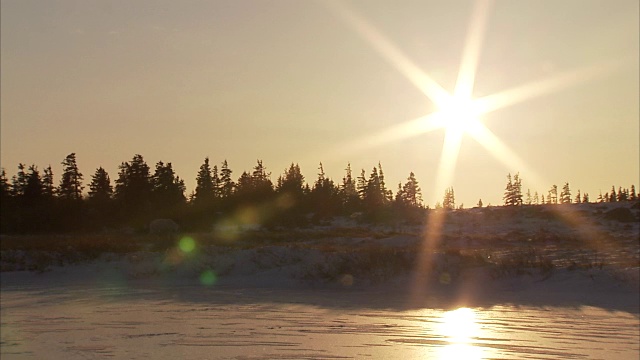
1,202,639,358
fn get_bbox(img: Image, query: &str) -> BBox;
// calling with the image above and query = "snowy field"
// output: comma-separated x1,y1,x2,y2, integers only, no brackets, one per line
1,203,639,359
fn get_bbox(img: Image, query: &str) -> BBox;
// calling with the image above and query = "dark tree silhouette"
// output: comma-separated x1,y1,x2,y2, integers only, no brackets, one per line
339,163,359,214
560,182,571,204
443,186,455,210
58,153,84,201
151,161,186,217
114,154,153,228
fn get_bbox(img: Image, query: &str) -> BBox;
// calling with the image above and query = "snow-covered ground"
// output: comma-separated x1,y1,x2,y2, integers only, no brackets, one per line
1,202,639,358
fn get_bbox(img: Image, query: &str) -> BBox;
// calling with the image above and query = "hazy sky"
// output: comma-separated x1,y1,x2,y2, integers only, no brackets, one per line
2,0,638,206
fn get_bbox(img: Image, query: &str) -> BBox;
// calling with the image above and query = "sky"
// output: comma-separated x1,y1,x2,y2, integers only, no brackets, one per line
1,0,638,207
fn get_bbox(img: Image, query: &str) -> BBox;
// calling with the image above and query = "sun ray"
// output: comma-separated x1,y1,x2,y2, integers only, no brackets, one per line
323,0,450,106
473,56,634,115
454,0,493,100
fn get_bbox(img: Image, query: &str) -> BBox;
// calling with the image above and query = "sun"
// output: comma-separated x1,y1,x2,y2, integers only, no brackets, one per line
436,95,482,138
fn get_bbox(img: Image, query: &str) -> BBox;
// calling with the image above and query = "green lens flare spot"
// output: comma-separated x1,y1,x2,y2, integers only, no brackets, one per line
179,237,196,253
200,270,217,286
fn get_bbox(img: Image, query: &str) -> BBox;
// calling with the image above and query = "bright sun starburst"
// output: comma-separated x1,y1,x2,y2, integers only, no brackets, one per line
322,0,631,307
323,0,630,197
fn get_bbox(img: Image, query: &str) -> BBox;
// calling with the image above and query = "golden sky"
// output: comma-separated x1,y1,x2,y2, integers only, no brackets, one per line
1,0,638,206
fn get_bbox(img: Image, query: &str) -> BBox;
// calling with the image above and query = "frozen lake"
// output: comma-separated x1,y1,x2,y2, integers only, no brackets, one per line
2,281,638,359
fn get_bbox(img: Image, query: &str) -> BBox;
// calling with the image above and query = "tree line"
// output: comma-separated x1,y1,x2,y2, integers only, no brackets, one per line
2,154,636,234
0,153,424,233
501,172,637,206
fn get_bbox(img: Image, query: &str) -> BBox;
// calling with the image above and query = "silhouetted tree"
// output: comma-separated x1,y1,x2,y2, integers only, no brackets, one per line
397,172,422,208
339,163,359,214
193,157,216,207
617,186,627,202
609,186,616,202
582,192,589,203
11,163,28,197
86,167,114,229
88,167,113,203
443,187,455,210
151,161,186,217
560,182,571,204
574,189,581,204
549,185,558,204
219,160,234,199
58,153,83,201
42,166,55,198
630,185,637,201
114,154,153,227
310,162,339,220
0,168,10,200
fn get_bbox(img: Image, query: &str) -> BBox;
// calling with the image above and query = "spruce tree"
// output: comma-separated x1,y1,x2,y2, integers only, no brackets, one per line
219,160,234,199
151,161,186,213
24,165,44,203
11,163,28,196
88,167,113,202
582,192,589,203
0,168,10,199
609,186,616,202
574,189,581,204
339,163,359,213
630,185,637,201
58,153,84,200
42,166,55,198
399,172,422,207
193,157,215,206
443,187,455,210
560,182,571,204
503,173,513,206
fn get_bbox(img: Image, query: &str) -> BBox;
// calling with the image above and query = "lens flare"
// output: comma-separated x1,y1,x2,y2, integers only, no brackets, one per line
178,237,196,253
199,270,217,286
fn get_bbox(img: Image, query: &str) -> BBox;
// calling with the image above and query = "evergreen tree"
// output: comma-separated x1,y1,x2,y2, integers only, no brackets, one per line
364,167,384,208
443,187,455,210
609,186,616,202
630,185,637,201
311,162,338,218
533,191,539,205
525,189,532,205
398,172,422,207
276,163,305,195
356,169,367,199
193,157,215,206
219,160,235,198
88,167,113,202
513,173,523,205
339,163,359,213
560,182,571,204
503,173,522,206
11,163,28,196
574,189,581,204
42,166,55,198
617,186,627,202
114,154,153,225
549,185,558,204
0,168,10,199
377,162,393,203
23,165,44,203
58,153,84,201
582,192,589,203
541,194,545,204
151,161,186,213
597,191,604,203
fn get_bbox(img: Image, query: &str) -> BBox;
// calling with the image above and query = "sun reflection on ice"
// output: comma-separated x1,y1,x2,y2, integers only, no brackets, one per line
437,307,485,360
